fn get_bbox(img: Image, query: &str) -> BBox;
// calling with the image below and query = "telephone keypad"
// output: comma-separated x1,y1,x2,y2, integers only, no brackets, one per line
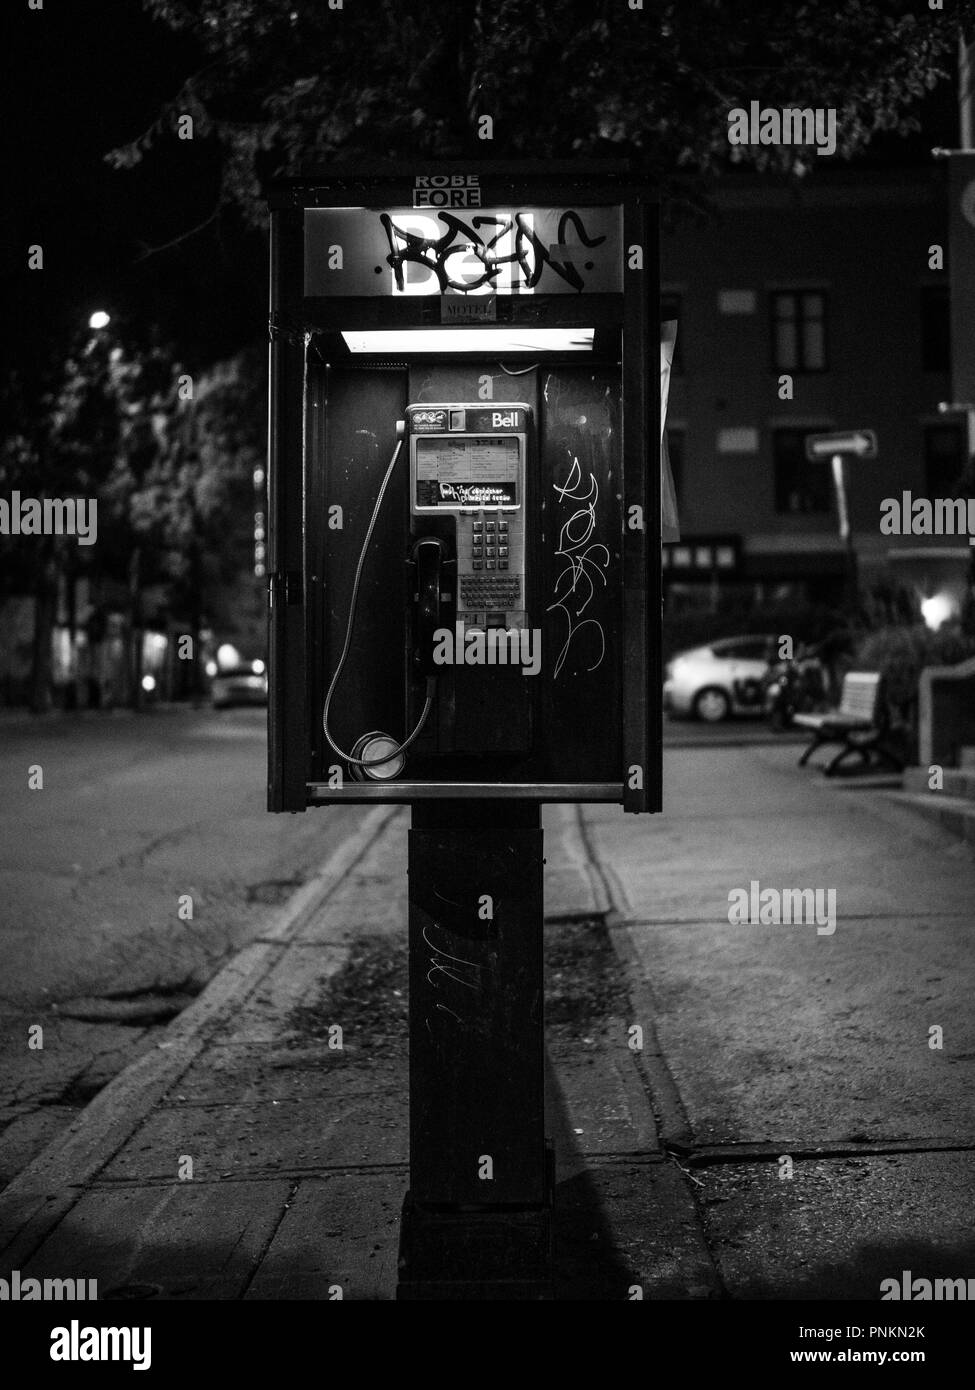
458,509,523,616
460,576,521,598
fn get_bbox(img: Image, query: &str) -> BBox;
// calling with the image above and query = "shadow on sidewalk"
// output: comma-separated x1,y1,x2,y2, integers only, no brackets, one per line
544,1050,639,1299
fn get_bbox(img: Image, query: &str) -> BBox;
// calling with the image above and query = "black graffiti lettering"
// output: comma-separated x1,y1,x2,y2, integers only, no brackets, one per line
557,210,606,250
478,214,515,254
379,209,607,294
380,211,486,292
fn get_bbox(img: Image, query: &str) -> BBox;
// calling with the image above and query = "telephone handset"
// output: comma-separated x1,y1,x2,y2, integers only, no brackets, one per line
411,537,445,680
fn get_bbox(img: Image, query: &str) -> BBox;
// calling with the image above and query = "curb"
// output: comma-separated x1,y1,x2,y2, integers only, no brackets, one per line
573,806,695,1151
884,790,975,850
0,804,403,1269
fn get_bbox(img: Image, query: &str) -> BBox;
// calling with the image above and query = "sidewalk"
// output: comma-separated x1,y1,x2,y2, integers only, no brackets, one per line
1,744,973,1300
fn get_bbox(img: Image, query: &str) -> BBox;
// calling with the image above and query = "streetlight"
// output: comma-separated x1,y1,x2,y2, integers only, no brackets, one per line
88,310,111,330
920,593,954,631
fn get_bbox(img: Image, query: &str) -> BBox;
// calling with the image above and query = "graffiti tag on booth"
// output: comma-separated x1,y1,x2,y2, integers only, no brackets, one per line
304,206,623,298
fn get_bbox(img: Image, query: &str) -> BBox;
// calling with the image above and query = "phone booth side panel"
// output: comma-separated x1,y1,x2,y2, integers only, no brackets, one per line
267,206,310,813
537,363,624,784
622,195,661,813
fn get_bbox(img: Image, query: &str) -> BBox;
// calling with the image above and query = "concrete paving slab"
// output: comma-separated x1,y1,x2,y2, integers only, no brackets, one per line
244,1172,404,1300
617,911,975,1147
553,1162,717,1300
700,1151,975,1300
548,1023,660,1160
589,820,975,924
97,1073,409,1183
214,942,349,1045
166,1042,354,1104
22,1180,294,1300
583,745,975,921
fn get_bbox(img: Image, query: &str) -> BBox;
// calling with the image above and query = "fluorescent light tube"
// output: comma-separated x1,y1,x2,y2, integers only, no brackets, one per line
340,328,594,353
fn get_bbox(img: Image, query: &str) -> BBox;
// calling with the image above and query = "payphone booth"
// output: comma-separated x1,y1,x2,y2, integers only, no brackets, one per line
267,163,660,1298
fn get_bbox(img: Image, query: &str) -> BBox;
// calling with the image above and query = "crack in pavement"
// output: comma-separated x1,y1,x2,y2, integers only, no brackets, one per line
75,817,215,883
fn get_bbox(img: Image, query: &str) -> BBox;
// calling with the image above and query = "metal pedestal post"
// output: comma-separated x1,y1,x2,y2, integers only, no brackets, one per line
397,801,552,1300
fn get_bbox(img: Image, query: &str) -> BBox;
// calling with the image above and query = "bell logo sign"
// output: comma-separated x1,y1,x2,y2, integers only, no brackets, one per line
492,412,517,428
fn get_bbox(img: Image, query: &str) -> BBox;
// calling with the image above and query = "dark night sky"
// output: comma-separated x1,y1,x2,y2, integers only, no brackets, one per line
4,0,265,382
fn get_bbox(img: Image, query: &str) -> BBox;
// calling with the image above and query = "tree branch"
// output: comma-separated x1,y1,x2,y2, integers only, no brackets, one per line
134,205,221,262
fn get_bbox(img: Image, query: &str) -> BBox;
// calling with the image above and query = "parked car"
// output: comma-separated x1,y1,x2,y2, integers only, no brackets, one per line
664,635,778,722
211,660,268,709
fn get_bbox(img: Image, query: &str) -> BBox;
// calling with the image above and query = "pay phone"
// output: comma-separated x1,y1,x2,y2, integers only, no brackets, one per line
323,400,536,781
405,402,535,764
408,402,529,639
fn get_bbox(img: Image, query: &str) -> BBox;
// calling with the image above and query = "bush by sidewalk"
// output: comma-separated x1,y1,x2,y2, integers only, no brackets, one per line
854,622,975,764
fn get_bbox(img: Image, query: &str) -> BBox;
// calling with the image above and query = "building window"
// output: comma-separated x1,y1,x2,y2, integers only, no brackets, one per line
924,423,966,496
666,427,684,507
773,427,832,514
770,291,827,372
661,292,683,374
920,286,950,373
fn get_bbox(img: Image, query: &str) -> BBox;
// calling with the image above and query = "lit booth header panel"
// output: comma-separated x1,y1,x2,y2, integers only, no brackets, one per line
267,163,660,812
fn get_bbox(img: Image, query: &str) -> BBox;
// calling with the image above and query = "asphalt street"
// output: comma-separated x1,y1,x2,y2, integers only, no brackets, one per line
0,706,368,1188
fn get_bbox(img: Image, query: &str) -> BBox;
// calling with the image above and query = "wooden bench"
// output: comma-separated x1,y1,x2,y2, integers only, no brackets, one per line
794,671,904,776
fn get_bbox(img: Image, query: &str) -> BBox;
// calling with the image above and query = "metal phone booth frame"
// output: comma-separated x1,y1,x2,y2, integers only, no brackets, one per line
266,162,661,1299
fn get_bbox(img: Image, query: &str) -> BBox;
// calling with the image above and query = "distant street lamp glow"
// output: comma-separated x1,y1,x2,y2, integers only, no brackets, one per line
920,593,954,631
141,674,157,693
216,643,240,670
88,311,111,330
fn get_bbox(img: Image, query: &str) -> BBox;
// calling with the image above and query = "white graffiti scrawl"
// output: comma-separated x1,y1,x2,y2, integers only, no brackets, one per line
547,454,610,678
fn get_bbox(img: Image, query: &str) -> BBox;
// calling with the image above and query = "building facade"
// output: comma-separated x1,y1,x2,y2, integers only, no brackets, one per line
660,166,970,618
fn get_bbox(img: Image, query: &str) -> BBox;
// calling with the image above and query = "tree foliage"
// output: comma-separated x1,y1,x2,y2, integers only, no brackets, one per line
111,0,975,226
146,351,265,610
0,325,263,704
